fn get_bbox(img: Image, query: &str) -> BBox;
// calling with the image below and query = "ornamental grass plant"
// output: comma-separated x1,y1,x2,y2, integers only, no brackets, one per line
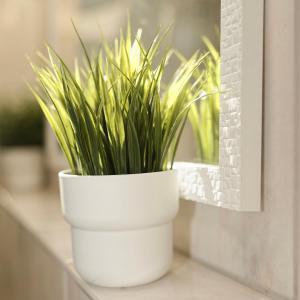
29,23,208,175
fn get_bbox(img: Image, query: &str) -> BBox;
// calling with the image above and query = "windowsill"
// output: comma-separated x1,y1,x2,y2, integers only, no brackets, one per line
0,188,270,300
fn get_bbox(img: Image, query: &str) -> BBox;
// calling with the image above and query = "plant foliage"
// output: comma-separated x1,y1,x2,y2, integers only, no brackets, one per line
0,100,44,147
187,38,220,164
29,24,207,175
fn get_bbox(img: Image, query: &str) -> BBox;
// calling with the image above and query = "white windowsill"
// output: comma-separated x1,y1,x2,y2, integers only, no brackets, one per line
0,188,270,300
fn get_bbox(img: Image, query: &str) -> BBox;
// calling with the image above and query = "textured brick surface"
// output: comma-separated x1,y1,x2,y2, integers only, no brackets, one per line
176,0,243,210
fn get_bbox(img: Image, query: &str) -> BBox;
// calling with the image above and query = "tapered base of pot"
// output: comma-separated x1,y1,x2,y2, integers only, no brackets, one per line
71,222,173,287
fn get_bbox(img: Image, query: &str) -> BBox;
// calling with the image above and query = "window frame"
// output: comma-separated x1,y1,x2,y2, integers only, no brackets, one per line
174,0,264,211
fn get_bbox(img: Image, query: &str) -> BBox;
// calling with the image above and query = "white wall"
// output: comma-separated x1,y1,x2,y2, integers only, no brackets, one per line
297,0,300,297
174,0,299,299
0,0,46,100
0,0,78,102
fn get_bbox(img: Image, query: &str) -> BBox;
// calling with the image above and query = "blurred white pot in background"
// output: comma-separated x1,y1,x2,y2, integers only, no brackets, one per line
0,146,44,192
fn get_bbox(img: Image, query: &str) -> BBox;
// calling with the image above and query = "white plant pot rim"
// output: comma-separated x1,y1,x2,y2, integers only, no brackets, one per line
59,168,179,231
59,169,175,178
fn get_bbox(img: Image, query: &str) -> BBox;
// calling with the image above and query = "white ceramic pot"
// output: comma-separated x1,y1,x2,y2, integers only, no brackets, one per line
59,170,179,287
0,146,44,191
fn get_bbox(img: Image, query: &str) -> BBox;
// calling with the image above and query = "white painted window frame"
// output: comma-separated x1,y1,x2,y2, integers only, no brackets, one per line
174,0,264,211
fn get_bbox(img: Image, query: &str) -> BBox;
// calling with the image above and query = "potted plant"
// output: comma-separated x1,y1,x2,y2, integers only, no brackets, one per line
29,24,207,287
0,100,44,191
